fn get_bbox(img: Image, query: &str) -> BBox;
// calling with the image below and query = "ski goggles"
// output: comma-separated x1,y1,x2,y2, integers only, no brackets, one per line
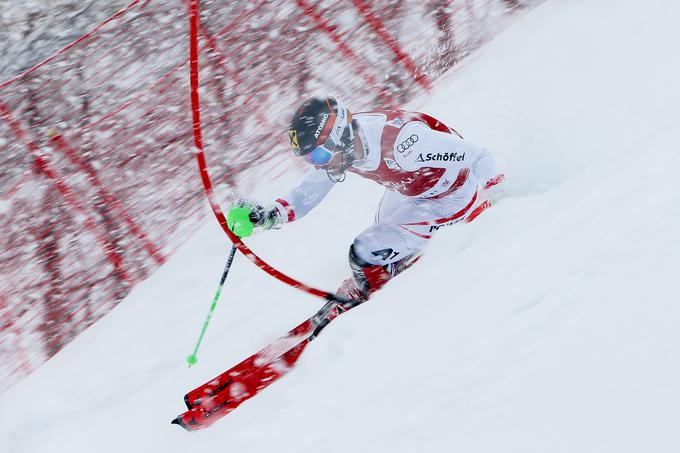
303,144,335,166
300,97,353,166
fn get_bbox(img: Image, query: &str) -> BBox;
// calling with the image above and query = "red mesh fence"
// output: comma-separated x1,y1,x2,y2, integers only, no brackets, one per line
0,0,535,391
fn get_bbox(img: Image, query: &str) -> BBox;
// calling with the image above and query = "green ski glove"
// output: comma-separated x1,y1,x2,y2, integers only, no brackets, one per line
227,205,256,237
227,202,282,238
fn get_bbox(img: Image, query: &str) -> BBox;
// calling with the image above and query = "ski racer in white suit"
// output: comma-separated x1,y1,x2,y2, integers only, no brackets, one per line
227,96,505,300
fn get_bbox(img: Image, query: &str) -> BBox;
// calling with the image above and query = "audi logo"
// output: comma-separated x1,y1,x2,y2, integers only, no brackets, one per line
397,134,419,153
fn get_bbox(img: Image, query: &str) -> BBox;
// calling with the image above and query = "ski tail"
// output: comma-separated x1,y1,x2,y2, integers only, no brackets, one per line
173,297,361,431
173,335,312,431
172,408,209,432
183,317,315,409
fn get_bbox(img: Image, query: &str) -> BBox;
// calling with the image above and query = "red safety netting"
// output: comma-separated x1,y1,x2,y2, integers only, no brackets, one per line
0,0,535,391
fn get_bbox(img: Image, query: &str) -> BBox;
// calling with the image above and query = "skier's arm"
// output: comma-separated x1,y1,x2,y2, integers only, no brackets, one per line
227,167,335,237
272,167,335,224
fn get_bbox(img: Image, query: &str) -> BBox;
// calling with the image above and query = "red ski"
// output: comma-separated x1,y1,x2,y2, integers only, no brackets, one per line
172,297,362,431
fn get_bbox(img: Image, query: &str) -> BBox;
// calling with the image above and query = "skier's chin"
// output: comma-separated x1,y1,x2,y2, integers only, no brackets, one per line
327,158,354,182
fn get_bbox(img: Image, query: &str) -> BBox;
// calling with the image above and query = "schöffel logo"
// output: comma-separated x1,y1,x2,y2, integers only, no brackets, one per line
397,134,418,153
314,113,329,139
415,152,465,162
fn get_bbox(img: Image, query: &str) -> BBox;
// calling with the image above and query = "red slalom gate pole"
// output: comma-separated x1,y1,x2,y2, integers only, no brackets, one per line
187,0,340,302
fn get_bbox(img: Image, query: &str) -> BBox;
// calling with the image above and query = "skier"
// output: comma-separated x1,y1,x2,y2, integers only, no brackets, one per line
227,96,505,300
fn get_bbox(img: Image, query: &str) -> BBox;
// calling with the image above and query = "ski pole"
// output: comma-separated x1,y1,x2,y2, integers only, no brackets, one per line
187,245,237,367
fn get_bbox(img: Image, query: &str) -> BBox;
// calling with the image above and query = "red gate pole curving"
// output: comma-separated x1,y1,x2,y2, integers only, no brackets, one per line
188,0,336,301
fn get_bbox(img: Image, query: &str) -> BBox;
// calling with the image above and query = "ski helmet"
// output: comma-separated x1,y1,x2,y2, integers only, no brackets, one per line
288,96,355,170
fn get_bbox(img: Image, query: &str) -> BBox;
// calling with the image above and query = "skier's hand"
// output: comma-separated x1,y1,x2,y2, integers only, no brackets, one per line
227,203,256,237
227,201,281,238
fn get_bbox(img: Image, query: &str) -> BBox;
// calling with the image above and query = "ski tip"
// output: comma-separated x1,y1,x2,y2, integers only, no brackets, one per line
171,415,191,432
172,411,208,432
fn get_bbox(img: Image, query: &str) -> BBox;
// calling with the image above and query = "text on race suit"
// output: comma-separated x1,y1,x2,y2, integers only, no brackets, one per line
415,152,465,162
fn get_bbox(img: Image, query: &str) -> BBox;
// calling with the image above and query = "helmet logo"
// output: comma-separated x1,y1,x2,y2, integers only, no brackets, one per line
289,129,300,153
314,113,329,139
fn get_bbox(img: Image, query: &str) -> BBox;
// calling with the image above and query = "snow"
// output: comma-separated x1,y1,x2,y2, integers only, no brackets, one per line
0,199,10,215
0,0,129,80
2,0,680,452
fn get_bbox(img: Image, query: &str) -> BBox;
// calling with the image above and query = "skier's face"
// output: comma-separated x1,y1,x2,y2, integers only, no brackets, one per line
319,150,347,172
300,117,356,179
304,137,352,172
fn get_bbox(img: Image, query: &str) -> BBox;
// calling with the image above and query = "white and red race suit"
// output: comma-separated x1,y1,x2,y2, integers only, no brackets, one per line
272,110,505,266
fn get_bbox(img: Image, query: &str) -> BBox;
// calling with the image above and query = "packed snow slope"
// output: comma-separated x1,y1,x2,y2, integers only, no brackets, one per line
2,0,680,451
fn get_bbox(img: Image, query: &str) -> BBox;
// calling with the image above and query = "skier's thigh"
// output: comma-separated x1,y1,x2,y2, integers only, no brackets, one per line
353,223,426,266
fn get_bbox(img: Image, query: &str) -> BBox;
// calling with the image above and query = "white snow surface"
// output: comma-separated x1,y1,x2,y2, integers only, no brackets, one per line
2,0,680,451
